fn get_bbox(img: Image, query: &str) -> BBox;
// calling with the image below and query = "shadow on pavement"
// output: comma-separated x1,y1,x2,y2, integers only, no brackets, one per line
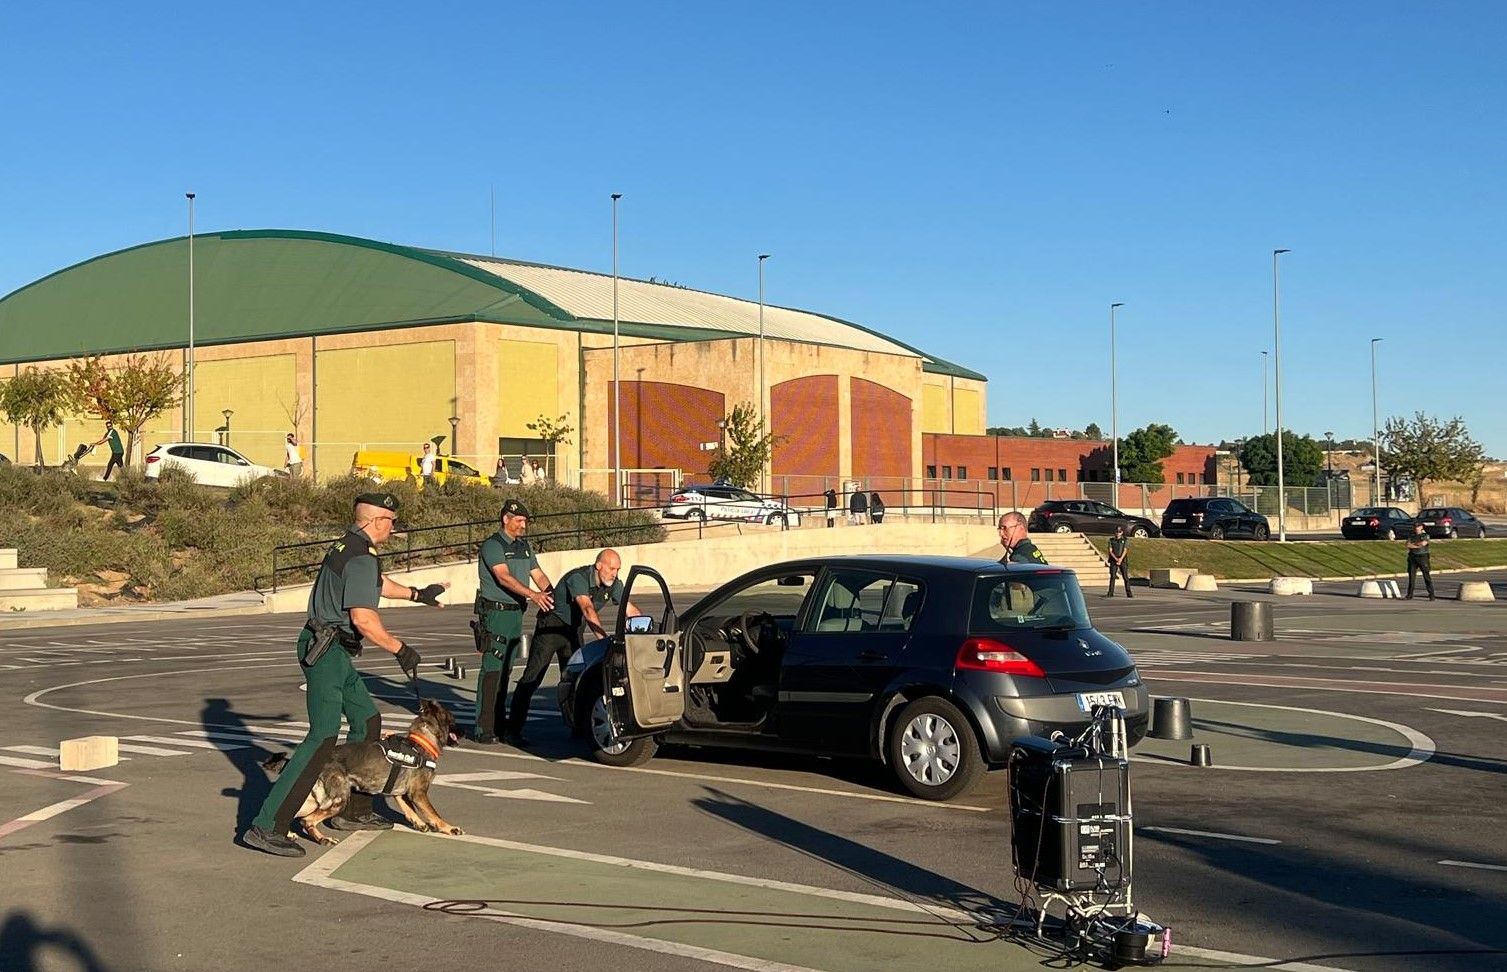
0,911,113,972
1194,716,1507,776
202,696,289,833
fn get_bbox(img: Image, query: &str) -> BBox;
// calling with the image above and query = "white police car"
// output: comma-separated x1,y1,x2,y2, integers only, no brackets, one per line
661,484,802,527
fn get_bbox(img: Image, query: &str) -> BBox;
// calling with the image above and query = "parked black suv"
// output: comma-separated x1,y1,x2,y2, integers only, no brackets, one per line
1161,497,1270,540
1415,507,1488,539
1029,500,1159,537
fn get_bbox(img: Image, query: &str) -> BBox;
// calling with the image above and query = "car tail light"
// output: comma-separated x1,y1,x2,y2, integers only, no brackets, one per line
145,455,160,464
956,638,1046,678
1191,512,1204,521
1368,518,1379,527
1441,517,1453,526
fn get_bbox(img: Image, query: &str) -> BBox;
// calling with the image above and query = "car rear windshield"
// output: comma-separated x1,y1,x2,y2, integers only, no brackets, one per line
1418,509,1448,518
1164,499,1200,514
1352,508,1387,516
970,571,1090,632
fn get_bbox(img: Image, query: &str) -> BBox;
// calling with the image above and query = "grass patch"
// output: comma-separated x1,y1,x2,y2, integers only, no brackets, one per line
1088,536,1507,580
0,464,663,604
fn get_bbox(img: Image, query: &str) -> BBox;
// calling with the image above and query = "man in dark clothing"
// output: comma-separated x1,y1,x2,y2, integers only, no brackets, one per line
96,421,125,480
1106,526,1133,597
1406,522,1435,600
869,492,885,524
504,548,640,745
824,488,838,528
998,512,1048,565
849,488,868,525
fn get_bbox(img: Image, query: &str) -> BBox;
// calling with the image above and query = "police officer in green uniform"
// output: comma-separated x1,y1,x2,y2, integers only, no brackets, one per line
504,548,642,745
242,492,447,857
998,511,1048,565
1405,521,1435,600
472,499,554,744
1106,525,1133,597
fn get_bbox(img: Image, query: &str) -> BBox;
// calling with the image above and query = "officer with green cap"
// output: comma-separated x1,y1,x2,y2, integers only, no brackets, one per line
242,492,448,857
472,498,554,744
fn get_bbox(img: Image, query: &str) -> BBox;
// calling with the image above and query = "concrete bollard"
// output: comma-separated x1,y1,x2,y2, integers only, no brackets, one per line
1269,577,1313,596
1150,697,1193,740
1359,580,1403,599
1184,574,1219,592
1190,744,1213,767
1151,568,1194,589
60,736,119,771
1231,601,1275,641
1458,581,1496,602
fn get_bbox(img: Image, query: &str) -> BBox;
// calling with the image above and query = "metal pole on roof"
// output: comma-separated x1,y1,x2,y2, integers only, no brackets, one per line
185,192,196,443
1110,302,1123,493
758,253,769,495
1371,337,1383,504
1273,249,1291,541
611,193,622,507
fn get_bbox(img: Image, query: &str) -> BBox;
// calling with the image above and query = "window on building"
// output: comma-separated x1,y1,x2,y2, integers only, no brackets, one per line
1058,468,1068,482
1001,467,1012,481
957,466,968,480
1031,468,1041,482
1176,473,1185,485
1044,469,1054,482
942,466,952,479
926,465,937,478
988,466,998,480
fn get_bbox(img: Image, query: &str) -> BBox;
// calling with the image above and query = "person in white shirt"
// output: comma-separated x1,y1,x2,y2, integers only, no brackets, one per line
419,442,437,481
519,457,537,485
284,433,303,478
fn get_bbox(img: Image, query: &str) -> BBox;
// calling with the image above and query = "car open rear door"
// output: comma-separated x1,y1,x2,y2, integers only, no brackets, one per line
602,565,686,740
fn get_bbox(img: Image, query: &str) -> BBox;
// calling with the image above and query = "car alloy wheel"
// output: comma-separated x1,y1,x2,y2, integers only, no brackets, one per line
1384,529,1396,541
1131,526,1150,538
1053,523,1073,533
689,508,706,521
1449,528,1459,540
590,696,629,756
766,513,786,527
1254,524,1269,541
1210,525,1225,540
887,697,982,800
1480,526,1488,539
901,712,960,785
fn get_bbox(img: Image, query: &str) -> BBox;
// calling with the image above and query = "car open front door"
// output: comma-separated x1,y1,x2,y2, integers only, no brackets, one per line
602,565,686,740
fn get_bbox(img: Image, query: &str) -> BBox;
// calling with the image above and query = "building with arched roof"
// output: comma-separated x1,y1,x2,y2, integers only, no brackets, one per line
0,230,987,498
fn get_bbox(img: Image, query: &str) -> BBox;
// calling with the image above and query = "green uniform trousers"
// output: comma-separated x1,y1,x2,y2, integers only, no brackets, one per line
473,607,522,739
252,628,381,834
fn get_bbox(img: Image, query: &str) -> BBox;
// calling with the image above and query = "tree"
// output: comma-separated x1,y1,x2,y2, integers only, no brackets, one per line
706,402,778,489
525,413,574,446
1381,412,1485,503
1084,422,1103,440
987,425,1029,437
1027,418,1043,437
1118,423,1179,483
66,354,184,464
1238,431,1325,487
0,367,73,468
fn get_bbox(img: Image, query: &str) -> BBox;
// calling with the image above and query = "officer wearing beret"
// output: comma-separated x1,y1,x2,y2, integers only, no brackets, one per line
243,492,447,857
472,499,554,744
504,548,641,745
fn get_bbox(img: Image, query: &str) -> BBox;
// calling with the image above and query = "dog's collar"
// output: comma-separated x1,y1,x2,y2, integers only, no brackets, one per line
407,731,441,762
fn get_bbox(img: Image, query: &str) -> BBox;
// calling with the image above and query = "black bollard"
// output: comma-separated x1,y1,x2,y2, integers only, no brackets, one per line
1230,601,1274,641
1150,697,1193,740
1190,743,1212,767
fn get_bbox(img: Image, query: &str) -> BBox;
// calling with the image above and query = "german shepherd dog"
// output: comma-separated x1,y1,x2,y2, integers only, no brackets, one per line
264,698,464,845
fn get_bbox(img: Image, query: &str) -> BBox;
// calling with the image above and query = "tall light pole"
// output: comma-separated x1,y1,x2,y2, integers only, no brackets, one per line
1371,337,1383,504
1110,302,1124,491
1325,430,1334,478
611,192,622,507
185,192,197,442
757,253,770,495
1272,249,1291,541
1261,350,1269,437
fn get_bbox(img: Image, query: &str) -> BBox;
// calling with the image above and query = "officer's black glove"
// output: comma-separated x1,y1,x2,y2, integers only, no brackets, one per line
395,642,422,680
412,583,445,607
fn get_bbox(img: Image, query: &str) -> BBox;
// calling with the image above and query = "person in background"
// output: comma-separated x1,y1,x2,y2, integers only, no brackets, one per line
868,492,885,524
418,442,437,483
849,487,868,525
1106,525,1133,597
1405,521,1435,601
824,488,838,528
519,457,537,485
96,420,125,481
284,433,303,478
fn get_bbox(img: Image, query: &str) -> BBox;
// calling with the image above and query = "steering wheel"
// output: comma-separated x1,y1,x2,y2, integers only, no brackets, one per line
737,610,776,656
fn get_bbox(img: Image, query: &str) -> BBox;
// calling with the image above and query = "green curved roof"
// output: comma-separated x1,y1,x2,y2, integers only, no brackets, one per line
0,229,984,380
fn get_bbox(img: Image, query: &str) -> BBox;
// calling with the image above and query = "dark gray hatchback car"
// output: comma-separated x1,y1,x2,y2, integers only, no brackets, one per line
558,556,1149,801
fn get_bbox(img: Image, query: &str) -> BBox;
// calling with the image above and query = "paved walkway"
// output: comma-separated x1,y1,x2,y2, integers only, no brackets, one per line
0,590,269,630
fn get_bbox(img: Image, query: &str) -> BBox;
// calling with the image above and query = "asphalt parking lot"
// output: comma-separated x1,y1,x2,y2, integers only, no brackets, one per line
3,574,1507,972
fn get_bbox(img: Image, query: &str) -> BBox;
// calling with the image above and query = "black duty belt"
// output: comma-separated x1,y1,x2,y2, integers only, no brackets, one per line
474,594,523,613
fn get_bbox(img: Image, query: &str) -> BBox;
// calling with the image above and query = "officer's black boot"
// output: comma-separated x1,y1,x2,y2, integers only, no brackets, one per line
328,792,392,831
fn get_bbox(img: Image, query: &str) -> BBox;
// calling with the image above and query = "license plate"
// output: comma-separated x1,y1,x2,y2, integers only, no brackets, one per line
1170,517,1186,524
1347,519,1364,525
1421,521,1434,526
1077,691,1127,712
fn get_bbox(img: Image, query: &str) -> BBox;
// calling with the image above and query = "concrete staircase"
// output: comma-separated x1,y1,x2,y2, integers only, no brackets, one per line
1022,533,1111,584
0,549,79,612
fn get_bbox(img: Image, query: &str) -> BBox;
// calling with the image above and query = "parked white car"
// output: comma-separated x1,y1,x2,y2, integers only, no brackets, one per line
661,484,802,527
144,443,283,487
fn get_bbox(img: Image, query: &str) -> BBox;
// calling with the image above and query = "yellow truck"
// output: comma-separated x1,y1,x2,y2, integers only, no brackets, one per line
350,450,491,488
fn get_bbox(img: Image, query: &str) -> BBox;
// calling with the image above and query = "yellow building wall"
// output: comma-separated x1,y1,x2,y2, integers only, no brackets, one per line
921,384,949,433
497,339,560,439
191,355,298,469
952,387,983,435
313,341,455,477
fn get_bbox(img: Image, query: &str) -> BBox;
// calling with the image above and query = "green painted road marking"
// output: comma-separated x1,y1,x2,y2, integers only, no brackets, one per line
297,829,1336,971
1136,699,1432,772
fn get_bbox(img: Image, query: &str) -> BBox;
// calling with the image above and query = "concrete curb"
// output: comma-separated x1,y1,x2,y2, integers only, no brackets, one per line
0,603,272,631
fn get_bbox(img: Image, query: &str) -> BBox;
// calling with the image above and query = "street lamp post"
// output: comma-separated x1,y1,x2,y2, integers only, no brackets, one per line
221,409,233,447
757,254,770,495
1272,249,1291,541
186,192,197,441
611,192,622,507
1261,350,1269,438
449,416,459,458
1325,431,1334,478
1110,304,1124,495
1370,337,1383,504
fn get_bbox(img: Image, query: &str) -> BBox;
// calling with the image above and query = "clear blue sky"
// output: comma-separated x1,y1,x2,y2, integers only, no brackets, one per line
3,2,1503,454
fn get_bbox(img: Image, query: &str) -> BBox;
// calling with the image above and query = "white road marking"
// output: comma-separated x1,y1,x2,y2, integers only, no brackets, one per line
1439,859,1507,872
439,770,560,783
1141,826,1280,845
5,746,61,757
0,779,129,842
1428,708,1507,723
23,663,290,725
117,743,193,757
0,754,55,769
179,730,293,749
123,735,240,751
